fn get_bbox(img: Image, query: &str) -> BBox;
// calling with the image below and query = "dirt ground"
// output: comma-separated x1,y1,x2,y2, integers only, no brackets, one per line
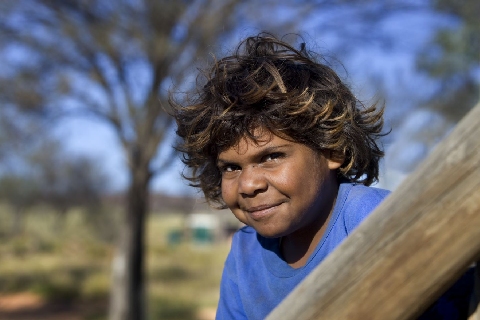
0,292,217,320
0,292,107,320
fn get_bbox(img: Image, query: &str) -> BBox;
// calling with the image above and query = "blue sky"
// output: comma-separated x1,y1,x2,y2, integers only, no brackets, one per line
54,55,434,195
43,3,454,195
54,116,197,196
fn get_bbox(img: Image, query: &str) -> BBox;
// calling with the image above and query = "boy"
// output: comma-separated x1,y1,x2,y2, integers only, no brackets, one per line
171,33,474,319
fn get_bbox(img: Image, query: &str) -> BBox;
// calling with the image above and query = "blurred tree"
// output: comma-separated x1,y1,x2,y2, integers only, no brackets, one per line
0,136,107,235
417,0,480,122
0,105,43,170
0,124,108,225
0,1,247,319
30,139,109,228
385,0,479,179
0,106,44,235
0,0,438,318
0,174,40,235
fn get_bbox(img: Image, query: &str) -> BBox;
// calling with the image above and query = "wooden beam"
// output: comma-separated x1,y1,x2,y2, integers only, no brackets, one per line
266,102,480,320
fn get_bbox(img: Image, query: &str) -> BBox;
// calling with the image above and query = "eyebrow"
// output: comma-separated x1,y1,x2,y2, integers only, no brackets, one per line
217,144,292,164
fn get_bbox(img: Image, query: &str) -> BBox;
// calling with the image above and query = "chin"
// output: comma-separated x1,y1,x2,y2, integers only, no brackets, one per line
258,232,280,239
253,226,287,239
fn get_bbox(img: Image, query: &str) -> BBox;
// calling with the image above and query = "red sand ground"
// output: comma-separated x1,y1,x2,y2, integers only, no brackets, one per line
0,292,105,320
0,292,217,320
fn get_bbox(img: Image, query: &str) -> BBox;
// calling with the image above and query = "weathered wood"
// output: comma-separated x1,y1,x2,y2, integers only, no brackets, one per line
266,103,480,320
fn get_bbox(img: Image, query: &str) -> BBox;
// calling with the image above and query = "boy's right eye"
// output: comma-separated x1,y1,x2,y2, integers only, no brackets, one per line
219,164,241,173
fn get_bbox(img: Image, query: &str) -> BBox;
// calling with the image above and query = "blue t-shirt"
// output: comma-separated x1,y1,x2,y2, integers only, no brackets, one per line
216,182,475,320
216,183,389,319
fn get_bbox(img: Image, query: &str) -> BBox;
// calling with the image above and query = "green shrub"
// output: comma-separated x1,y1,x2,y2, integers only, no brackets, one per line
31,273,80,303
149,265,192,283
149,296,198,320
81,272,110,299
10,237,29,257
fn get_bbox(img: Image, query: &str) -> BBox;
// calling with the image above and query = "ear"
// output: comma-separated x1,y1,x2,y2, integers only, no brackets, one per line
324,150,344,170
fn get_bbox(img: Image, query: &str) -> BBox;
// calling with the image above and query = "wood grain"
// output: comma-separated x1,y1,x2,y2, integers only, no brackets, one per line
266,102,480,320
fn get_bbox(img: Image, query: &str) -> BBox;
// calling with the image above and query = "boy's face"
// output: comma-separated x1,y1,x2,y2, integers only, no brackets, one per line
217,128,342,239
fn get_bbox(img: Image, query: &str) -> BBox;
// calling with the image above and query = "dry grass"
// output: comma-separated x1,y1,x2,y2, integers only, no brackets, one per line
0,205,231,320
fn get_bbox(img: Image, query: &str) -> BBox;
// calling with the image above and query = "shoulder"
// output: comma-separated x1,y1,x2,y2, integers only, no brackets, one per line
224,225,265,279
227,226,261,263
231,225,257,246
344,183,390,205
338,183,390,234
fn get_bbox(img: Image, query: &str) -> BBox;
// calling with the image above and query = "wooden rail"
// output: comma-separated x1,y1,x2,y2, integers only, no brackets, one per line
266,102,480,320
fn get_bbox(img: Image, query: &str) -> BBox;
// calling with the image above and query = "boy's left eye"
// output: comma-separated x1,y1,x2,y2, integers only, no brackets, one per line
263,152,284,162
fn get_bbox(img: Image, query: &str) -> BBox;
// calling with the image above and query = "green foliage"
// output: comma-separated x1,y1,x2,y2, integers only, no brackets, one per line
0,175,40,207
83,205,123,244
81,272,111,299
417,0,480,121
31,273,81,303
149,296,198,320
0,134,111,240
150,265,193,283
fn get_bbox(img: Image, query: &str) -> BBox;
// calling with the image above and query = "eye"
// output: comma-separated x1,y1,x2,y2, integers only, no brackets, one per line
263,152,284,162
219,164,241,173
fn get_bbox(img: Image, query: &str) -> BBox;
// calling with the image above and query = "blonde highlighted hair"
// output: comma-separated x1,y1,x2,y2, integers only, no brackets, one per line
171,33,386,207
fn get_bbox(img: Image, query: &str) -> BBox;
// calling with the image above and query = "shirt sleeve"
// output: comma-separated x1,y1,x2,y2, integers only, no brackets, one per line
343,185,391,234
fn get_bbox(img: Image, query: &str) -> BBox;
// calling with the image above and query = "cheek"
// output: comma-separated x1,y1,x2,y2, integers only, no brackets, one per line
276,162,313,191
220,179,234,205
282,161,327,199
221,182,247,223
231,208,248,226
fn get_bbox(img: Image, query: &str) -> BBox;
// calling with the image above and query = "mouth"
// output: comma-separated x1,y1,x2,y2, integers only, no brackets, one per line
243,202,284,220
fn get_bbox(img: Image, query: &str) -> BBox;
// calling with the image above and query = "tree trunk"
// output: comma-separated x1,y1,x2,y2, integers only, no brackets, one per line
109,165,150,320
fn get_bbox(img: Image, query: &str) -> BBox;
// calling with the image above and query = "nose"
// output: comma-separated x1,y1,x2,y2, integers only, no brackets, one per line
238,165,267,197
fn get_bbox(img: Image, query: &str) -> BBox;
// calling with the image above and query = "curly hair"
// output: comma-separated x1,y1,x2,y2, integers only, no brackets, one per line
171,33,386,207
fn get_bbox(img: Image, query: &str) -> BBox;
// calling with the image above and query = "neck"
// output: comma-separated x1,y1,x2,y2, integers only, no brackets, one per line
280,179,339,268
280,213,333,268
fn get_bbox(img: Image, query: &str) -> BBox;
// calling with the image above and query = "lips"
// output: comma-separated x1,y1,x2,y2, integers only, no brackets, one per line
244,202,284,220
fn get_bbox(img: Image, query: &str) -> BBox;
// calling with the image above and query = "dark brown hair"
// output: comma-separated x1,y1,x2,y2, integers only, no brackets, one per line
171,33,386,207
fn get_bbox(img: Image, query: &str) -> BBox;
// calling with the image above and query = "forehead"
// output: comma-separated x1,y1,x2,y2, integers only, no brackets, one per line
217,128,298,160
233,128,275,151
